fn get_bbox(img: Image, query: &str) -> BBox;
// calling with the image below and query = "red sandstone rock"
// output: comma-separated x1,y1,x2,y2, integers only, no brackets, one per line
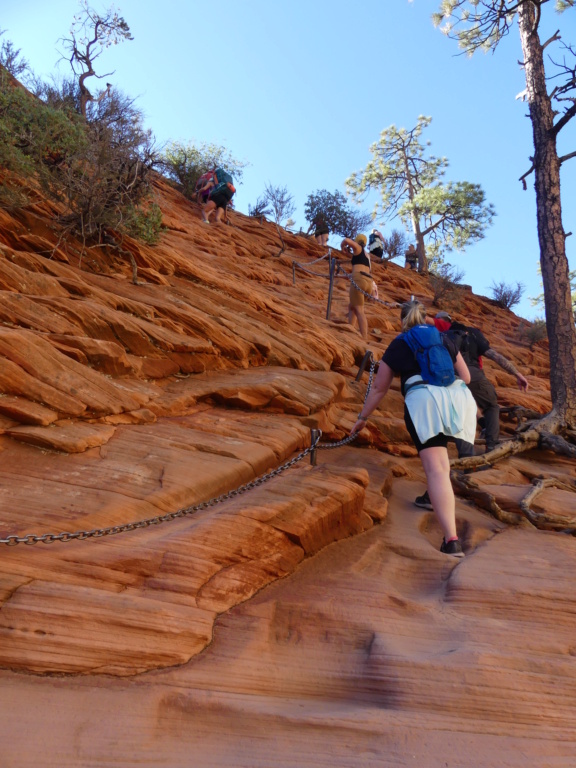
0,173,572,767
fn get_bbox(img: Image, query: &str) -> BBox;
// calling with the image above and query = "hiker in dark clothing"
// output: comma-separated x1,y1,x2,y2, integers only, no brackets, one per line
368,229,385,260
307,214,329,246
414,310,530,511
431,311,529,453
405,244,418,270
201,168,235,225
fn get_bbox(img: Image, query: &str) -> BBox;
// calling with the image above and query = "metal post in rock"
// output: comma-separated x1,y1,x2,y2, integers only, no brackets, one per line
326,256,337,320
355,351,373,382
310,429,321,465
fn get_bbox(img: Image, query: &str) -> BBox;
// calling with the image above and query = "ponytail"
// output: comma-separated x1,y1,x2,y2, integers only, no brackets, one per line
400,300,426,331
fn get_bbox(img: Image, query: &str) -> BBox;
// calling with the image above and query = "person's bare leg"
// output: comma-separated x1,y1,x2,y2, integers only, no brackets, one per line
348,306,367,339
357,308,368,339
202,201,216,223
419,446,457,540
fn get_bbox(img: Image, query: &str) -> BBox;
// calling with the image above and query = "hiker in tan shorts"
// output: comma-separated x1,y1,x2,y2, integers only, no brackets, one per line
341,233,373,340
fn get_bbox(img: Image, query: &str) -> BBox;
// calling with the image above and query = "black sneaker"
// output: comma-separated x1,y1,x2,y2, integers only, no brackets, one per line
414,490,433,510
440,538,465,558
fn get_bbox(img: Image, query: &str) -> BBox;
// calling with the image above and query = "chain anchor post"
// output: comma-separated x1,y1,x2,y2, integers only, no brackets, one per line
326,256,337,320
355,350,373,382
310,429,321,465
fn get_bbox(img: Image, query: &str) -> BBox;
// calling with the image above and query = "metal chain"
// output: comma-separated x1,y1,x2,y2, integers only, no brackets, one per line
338,269,401,309
304,248,331,266
1,433,327,546
318,355,376,449
292,262,330,279
0,335,379,547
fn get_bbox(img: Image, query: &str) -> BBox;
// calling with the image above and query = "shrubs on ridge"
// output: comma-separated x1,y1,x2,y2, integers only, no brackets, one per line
0,66,160,246
161,140,248,199
304,189,373,239
490,280,524,310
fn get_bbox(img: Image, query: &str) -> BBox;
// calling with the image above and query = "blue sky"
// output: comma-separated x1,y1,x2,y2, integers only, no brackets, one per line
3,0,575,320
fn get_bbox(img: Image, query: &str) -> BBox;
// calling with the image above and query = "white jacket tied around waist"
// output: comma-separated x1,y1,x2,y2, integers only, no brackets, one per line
404,376,477,446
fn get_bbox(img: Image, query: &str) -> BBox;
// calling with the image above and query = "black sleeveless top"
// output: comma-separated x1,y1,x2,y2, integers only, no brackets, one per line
351,246,370,269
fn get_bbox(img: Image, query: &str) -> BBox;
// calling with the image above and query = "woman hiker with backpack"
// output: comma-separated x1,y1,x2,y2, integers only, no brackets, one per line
411,309,530,512
341,233,374,340
201,167,236,225
350,299,477,557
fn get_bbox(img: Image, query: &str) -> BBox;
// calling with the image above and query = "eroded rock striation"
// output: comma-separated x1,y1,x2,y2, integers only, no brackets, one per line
0,175,574,767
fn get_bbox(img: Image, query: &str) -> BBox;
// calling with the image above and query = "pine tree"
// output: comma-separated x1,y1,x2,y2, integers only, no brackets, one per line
345,116,494,272
434,0,576,429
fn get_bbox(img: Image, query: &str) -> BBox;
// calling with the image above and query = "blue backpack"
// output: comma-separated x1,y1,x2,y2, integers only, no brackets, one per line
402,325,456,387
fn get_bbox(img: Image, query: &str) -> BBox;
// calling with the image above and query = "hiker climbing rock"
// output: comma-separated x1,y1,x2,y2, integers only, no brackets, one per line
195,170,215,204
414,309,530,512
202,167,236,224
307,213,329,246
368,229,385,261
431,310,529,453
341,233,374,341
404,244,418,270
351,299,476,557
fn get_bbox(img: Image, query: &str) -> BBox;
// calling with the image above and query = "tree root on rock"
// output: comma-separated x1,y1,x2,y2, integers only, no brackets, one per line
539,432,576,458
519,478,576,532
448,412,576,532
450,471,535,528
450,430,540,472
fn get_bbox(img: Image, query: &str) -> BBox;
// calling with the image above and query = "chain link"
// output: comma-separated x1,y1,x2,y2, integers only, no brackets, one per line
318,355,376,449
0,330,378,547
0,425,366,546
303,249,331,266
338,268,401,309
292,262,330,279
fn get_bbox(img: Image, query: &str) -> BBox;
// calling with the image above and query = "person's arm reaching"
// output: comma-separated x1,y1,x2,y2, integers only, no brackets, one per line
484,348,529,391
350,362,394,435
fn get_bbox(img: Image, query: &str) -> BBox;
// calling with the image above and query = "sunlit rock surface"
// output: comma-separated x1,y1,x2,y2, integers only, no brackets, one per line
1,176,575,767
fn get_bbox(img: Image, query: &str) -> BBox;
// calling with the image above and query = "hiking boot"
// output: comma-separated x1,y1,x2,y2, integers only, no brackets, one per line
414,490,433,510
440,538,465,558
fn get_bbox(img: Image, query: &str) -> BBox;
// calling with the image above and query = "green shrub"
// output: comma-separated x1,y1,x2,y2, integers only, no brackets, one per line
123,201,164,245
161,140,248,199
0,71,87,197
429,262,466,311
304,189,372,239
518,318,548,349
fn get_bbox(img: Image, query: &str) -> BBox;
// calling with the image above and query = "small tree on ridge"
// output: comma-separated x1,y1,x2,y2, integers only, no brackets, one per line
345,116,495,272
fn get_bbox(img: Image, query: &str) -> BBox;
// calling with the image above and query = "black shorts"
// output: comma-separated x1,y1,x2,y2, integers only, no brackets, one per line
314,226,329,237
404,405,449,452
210,188,234,209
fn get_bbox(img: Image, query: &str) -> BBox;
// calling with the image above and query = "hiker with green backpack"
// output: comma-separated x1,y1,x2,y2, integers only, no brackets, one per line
350,299,476,557
201,167,236,224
